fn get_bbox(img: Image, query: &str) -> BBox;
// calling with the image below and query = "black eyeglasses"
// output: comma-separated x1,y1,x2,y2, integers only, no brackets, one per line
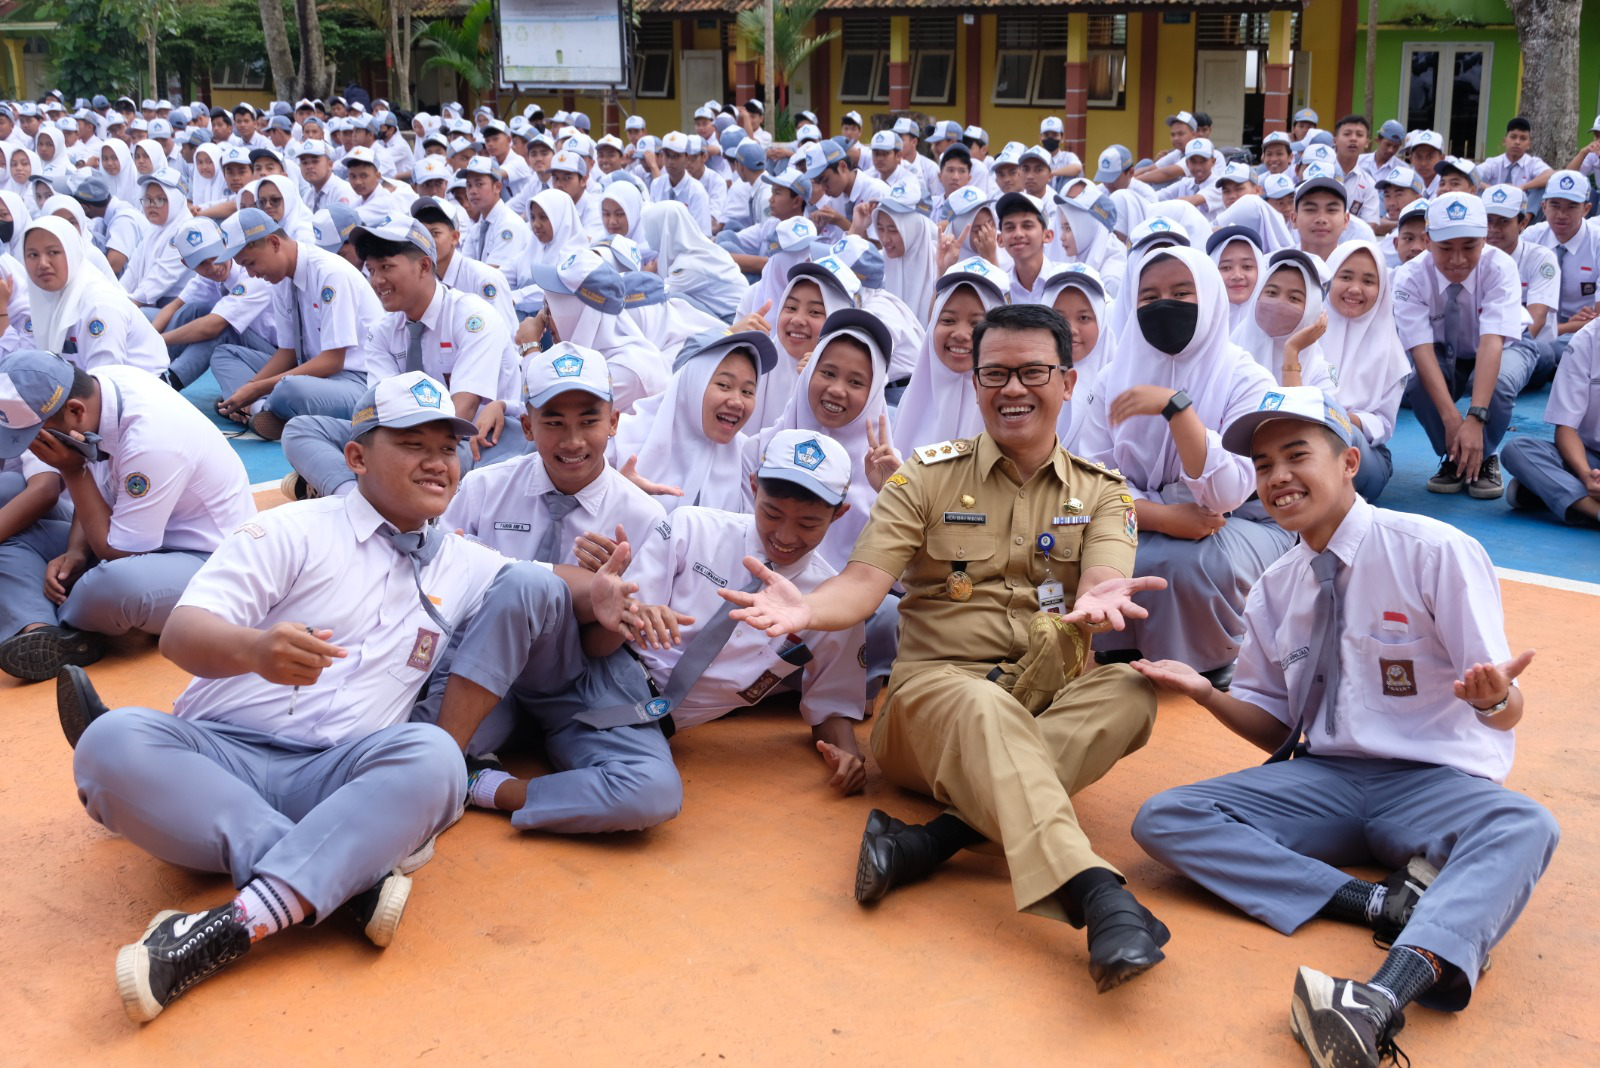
973,363,1063,388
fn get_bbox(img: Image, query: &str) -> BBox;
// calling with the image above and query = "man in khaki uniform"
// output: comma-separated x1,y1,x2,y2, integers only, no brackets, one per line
723,304,1170,993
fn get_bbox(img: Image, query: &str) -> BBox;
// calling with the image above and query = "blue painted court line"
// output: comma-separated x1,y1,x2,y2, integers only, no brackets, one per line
180,370,293,486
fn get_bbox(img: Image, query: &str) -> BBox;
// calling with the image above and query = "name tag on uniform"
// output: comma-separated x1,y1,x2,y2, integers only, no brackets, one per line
693,562,727,587
943,511,987,525
494,521,532,532
1052,515,1092,526
1036,579,1065,616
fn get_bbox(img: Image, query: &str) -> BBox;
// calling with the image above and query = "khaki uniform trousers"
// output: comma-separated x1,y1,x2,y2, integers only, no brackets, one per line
871,661,1156,923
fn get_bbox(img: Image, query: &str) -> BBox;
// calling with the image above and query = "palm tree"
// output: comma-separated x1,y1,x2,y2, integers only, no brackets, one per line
736,0,839,119
416,0,495,95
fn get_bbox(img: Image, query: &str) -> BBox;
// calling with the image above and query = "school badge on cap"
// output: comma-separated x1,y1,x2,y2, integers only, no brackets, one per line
1445,201,1468,221
411,380,443,408
553,353,583,377
1491,188,1507,203
186,229,203,246
1560,174,1576,190
793,437,825,471
1259,392,1285,412
1148,218,1171,232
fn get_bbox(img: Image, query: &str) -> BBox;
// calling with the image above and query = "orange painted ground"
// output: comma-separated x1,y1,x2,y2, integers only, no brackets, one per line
1,496,1596,1065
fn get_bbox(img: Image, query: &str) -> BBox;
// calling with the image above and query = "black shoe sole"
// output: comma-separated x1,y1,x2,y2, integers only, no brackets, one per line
57,665,108,749
0,628,106,683
1090,937,1167,994
855,829,889,906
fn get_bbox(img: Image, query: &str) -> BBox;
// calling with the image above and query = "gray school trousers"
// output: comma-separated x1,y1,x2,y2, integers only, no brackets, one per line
1131,754,1558,1011
1501,437,1600,523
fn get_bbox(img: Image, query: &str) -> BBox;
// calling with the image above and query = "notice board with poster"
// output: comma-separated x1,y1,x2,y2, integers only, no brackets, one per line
499,0,629,90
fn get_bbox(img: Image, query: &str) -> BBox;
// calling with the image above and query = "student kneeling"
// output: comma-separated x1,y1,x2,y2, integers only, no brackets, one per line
1130,387,1557,1068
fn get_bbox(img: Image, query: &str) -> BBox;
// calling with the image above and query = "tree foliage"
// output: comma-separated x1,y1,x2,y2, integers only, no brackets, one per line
416,0,495,93
736,0,839,87
40,0,146,98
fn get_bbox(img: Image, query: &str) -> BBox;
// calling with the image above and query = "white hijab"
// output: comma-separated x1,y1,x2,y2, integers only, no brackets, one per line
1208,228,1270,332
121,173,195,302
133,139,170,176
1058,195,1127,298
612,338,757,511
638,201,747,319
0,190,28,258
1078,247,1273,497
260,174,314,242
1044,268,1112,454
738,216,816,319
530,188,587,266
40,196,118,280
873,205,938,318
1229,252,1335,390
624,287,725,368
34,128,66,173
753,320,889,568
23,215,126,350
751,270,854,434
600,182,644,243
1146,199,1212,246
1216,194,1296,253
190,143,226,207
543,288,667,413
5,146,39,197
99,139,139,204
893,275,1005,456
1321,240,1411,446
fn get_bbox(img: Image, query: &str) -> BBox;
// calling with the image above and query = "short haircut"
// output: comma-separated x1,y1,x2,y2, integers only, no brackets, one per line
756,476,832,508
353,233,427,263
68,365,96,400
972,304,1074,370
232,104,254,118
1334,114,1370,134
996,197,1045,226
1506,116,1531,134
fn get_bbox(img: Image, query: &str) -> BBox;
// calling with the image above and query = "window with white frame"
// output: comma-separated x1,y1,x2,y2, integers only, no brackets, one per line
910,18,956,106
633,19,674,98
839,15,890,103
993,14,1125,109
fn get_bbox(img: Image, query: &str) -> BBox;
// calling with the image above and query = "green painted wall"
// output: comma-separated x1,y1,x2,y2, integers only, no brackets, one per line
1350,2,1600,159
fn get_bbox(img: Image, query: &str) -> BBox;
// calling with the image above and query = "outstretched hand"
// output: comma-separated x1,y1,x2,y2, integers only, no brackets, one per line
1129,658,1213,702
1062,575,1168,631
719,555,811,636
1455,649,1535,709
620,454,685,497
590,524,643,636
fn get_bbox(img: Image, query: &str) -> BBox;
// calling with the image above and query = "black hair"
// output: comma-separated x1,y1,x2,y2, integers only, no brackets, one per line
995,196,1045,226
1506,116,1531,134
353,233,427,263
1334,114,1370,134
940,145,972,169
67,365,96,400
756,476,831,508
972,304,1074,370
231,104,254,118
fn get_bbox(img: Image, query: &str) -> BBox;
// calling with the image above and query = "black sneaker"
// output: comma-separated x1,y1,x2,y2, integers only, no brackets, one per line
57,665,110,749
1372,856,1438,949
1467,455,1504,500
347,868,412,948
115,905,252,1022
1505,478,1540,512
1426,459,1464,494
1290,966,1408,1068
0,625,106,682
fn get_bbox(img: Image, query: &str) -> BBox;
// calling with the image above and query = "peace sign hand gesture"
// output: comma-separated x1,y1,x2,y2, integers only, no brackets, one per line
864,413,903,493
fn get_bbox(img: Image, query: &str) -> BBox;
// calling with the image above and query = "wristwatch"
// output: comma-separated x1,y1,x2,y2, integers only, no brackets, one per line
1472,695,1510,717
1161,390,1193,421
1466,406,1490,424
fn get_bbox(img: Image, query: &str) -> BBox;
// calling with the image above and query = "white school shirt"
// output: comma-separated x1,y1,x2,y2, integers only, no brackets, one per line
22,288,170,375
1342,167,1380,223
626,507,866,731
445,454,669,570
818,171,891,243
649,172,713,235
466,199,532,272
171,490,511,748
1544,319,1600,451
1508,239,1561,340
1356,151,1401,185
359,283,514,410
1392,246,1524,355
304,173,356,211
1007,262,1050,305
96,199,146,260
1477,153,1550,190
697,169,728,227
176,260,280,346
1522,220,1600,320
721,176,768,233
440,251,516,331
1159,175,1224,220
1231,497,1515,783
85,365,253,554
274,242,383,373
230,131,271,151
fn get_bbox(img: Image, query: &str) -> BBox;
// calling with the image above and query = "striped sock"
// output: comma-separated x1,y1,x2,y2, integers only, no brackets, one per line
233,874,307,943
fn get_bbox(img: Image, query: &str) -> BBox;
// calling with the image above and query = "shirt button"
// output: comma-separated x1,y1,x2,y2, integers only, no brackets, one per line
1019,490,1027,499
1014,536,1024,546
957,548,965,558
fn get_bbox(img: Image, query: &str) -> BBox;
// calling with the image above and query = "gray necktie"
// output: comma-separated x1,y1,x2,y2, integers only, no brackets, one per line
1441,281,1472,362
386,523,449,633
1266,550,1341,764
476,219,489,260
312,187,324,211
575,568,766,730
404,319,426,373
533,491,580,564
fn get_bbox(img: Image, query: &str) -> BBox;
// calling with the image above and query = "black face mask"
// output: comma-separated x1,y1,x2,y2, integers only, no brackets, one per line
1041,137,1061,154
1137,299,1200,355
0,219,11,243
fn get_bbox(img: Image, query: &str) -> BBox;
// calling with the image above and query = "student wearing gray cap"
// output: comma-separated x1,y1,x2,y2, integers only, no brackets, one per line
154,216,282,391
71,172,143,276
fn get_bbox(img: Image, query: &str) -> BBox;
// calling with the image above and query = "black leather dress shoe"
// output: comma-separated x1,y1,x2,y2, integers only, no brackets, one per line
1083,882,1171,993
0,626,105,682
855,809,936,906
57,665,110,749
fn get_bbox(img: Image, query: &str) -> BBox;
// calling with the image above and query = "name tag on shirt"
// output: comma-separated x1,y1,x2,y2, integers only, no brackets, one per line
943,512,987,525
494,521,532,532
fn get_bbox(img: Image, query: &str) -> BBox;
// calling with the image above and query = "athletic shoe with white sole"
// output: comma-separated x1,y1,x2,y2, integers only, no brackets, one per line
1372,855,1438,949
1289,965,1407,1068
115,905,252,1022
346,868,411,948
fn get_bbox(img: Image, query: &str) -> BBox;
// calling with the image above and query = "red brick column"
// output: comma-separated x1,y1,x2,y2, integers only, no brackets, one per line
888,61,910,113
1263,63,1290,135
603,92,619,136
734,60,757,107
1064,58,1088,160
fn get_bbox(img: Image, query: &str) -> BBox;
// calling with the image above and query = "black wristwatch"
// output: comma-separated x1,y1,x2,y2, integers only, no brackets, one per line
1466,406,1490,424
1161,390,1193,421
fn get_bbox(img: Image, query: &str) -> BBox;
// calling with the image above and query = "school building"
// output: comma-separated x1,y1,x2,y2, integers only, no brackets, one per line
521,0,1600,163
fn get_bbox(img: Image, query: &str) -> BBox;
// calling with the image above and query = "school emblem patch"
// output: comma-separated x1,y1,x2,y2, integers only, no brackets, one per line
465,315,484,333
410,380,443,408
1379,658,1418,697
87,319,105,337
1147,218,1171,232
1560,174,1576,191
500,228,512,241
644,697,671,719
1445,201,1468,221
320,285,335,303
793,437,825,470
1123,507,1138,541
483,283,497,299
231,284,247,295
1490,188,1508,204
1541,263,1557,279
553,353,583,377
124,472,151,498
1258,391,1285,411
21,316,31,333
186,229,203,246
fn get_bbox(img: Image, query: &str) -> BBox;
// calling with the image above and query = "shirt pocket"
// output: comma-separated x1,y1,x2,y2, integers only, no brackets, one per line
924,531,997,595
1355,634,1429,715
